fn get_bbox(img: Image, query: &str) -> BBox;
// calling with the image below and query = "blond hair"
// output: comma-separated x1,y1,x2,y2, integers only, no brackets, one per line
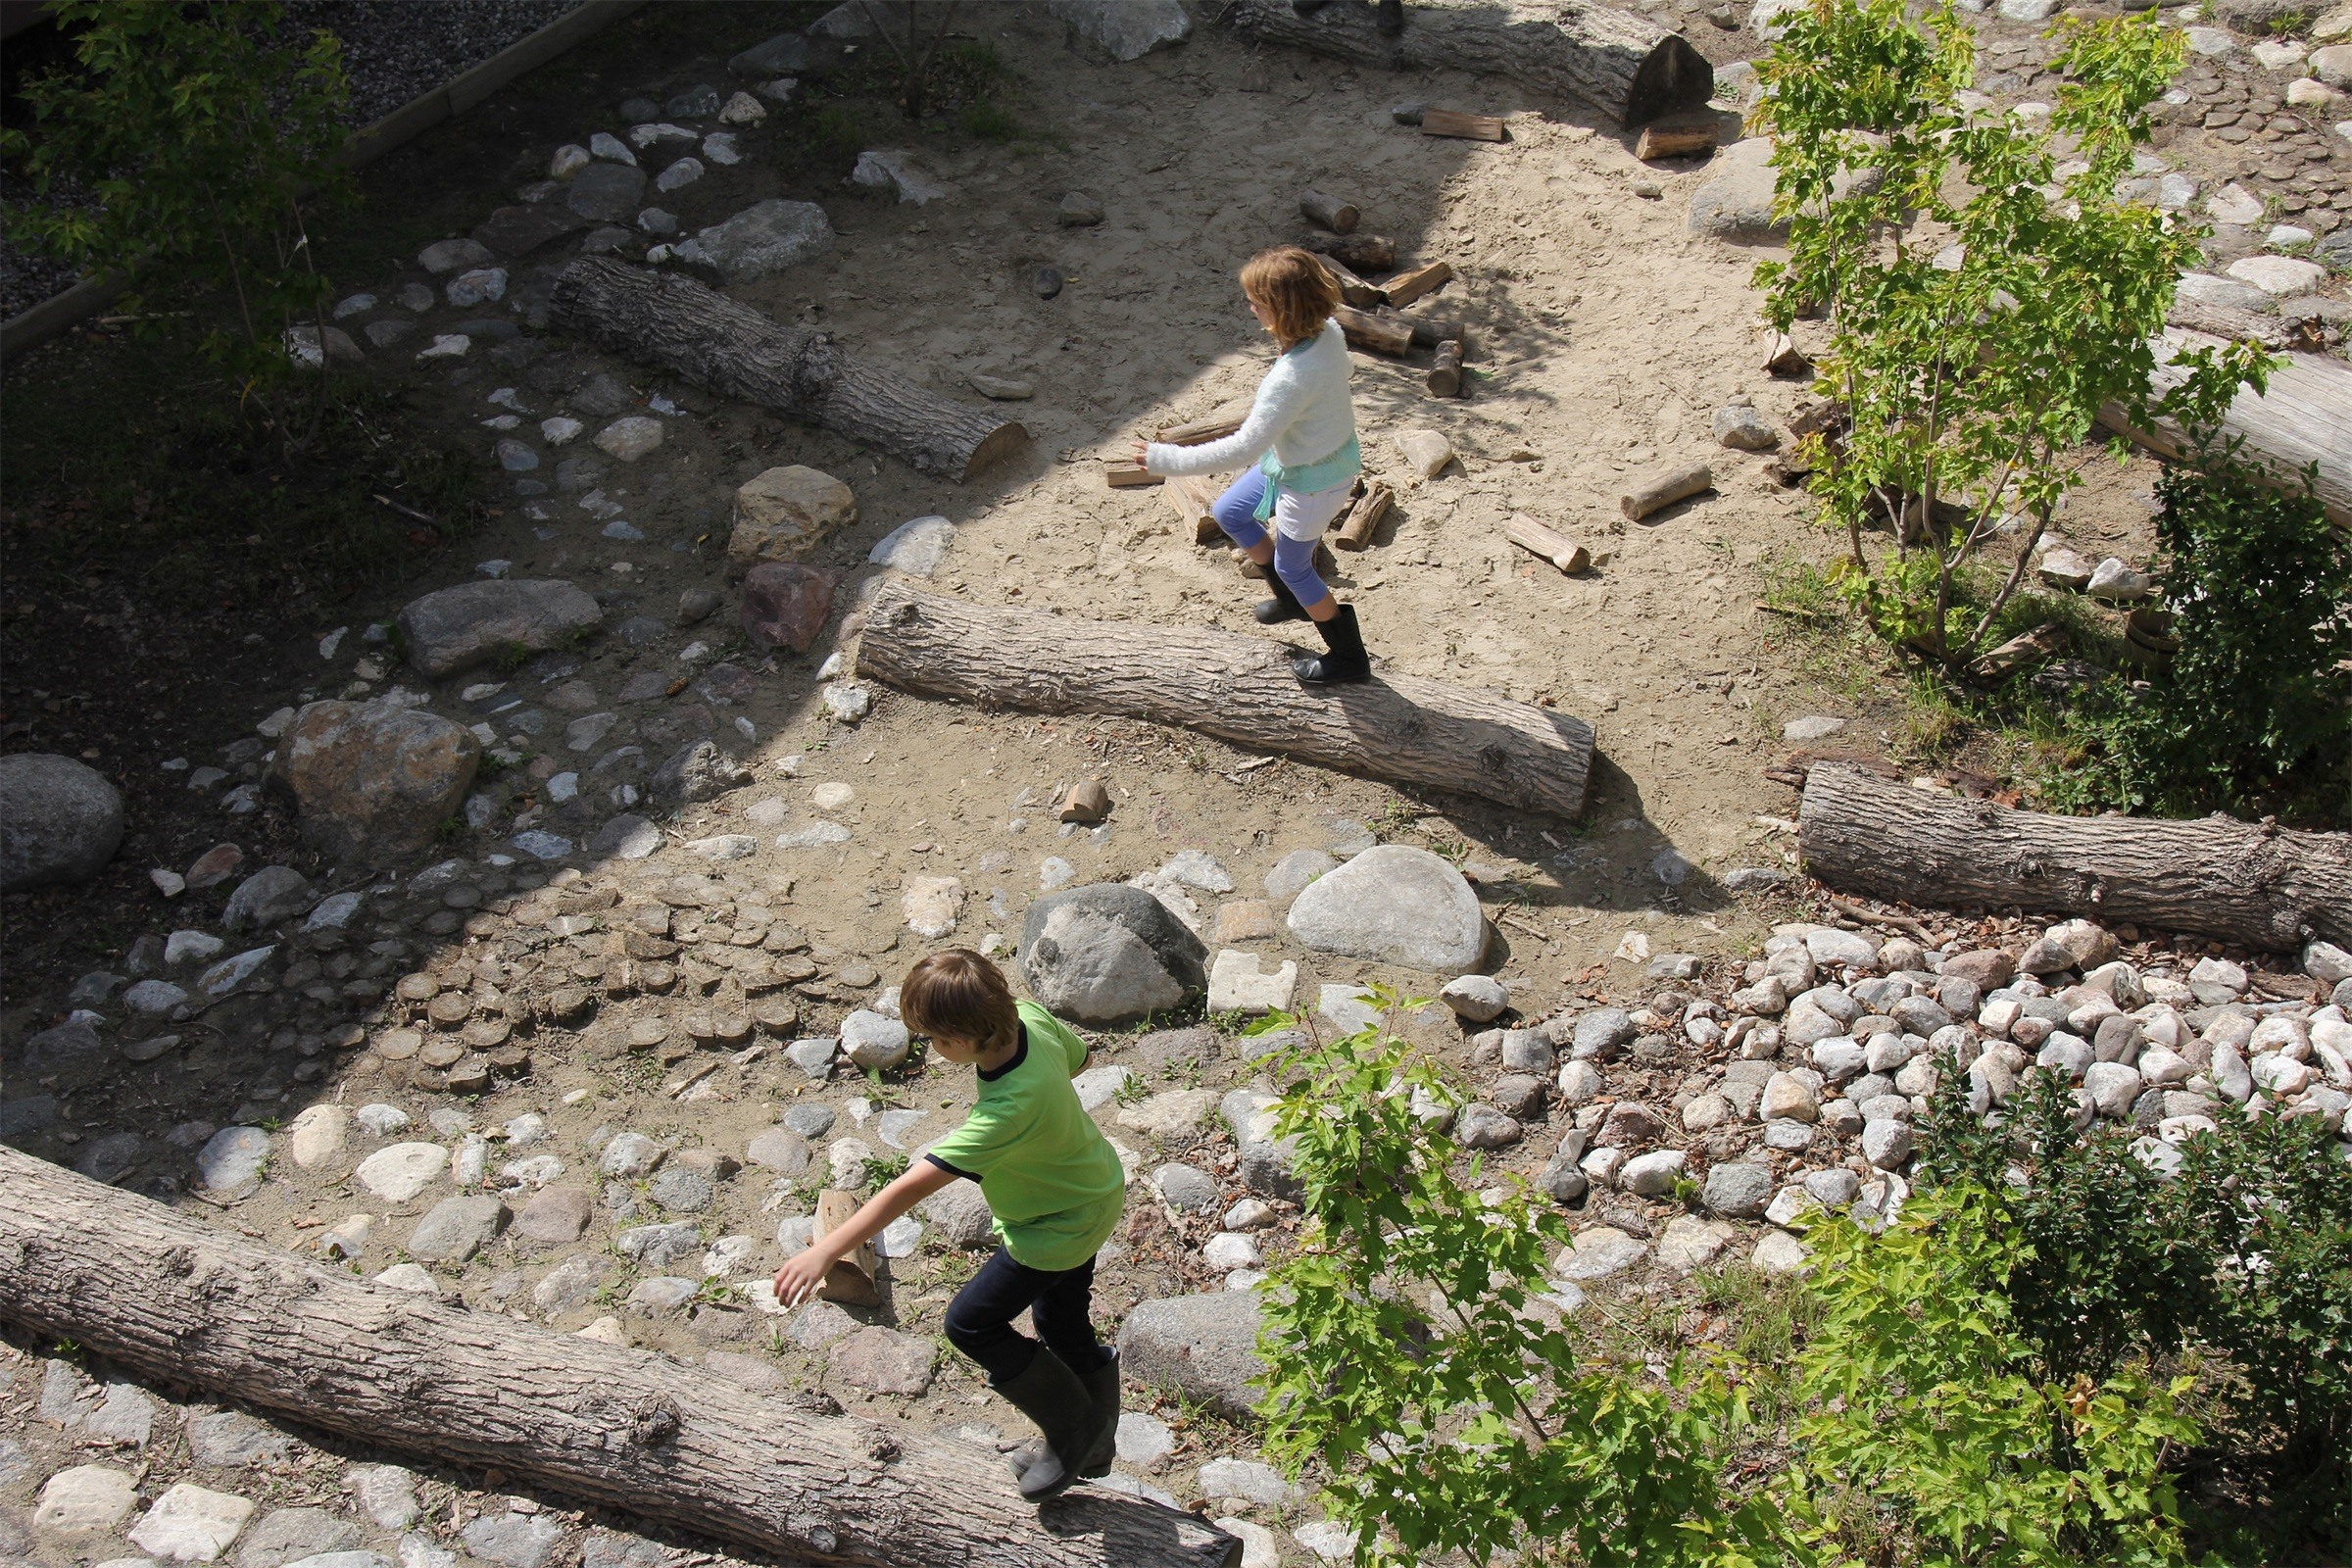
1241,246,1341,351
900,948,1020,1054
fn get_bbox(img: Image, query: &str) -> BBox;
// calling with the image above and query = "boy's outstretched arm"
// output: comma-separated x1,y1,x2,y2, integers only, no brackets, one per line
771,1158,957,1306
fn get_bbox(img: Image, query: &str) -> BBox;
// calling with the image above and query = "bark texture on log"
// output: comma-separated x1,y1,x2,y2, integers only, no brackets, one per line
1798,762,2352,950
856,585,1593,817
1223,0,1712,128
2096,329,2352,531
0,1148,1236,1568
550,258,1026,482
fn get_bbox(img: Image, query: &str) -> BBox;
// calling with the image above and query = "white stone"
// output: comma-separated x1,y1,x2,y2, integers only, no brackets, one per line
2228,254,2327,296
595,416,663,462
354,1142,448,1202
286,1104,347,1169
1207,950,1298,1015
128,1484,257,1562
35,1464,139,1533
2205,182,2266,225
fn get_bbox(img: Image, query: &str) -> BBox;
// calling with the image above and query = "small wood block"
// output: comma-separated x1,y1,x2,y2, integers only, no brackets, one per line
1312,253,1388,309
1763,331,1811,375
1332,304,1414,357
1058,778,1110,823
812,1189,882,1307
1382,260,1452,308
1302,232,1396,272
1104,459,1160,488
1162,472,1227,545
1333,479,1394,552
1635,122,1719,162
1426,339,1464,399
1155,413,1245,446
1505,513,1591,574
1420,109,1506,141
1300,189,1360,233
1619,461,1715,521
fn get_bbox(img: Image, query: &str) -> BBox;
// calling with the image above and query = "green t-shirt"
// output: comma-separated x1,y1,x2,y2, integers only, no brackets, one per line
924,1001,1126,1271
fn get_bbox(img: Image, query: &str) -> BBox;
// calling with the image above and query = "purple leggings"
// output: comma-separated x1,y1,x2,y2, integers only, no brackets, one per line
1212,468,1330,608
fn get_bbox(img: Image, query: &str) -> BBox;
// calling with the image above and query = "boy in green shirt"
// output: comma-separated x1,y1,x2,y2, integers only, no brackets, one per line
772,948,1126,1501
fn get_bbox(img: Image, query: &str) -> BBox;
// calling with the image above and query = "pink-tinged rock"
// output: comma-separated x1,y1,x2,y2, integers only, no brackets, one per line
184,843,245,890
740,563,840,653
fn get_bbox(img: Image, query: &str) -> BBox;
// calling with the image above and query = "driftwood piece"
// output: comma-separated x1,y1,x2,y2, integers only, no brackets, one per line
549,258,1024,482
1382,260,1453,308
1157,412,1246,446
1299,190,1361,232
1332,479,1394,551
1505,513,1591,573
1619,461,1714,519
1798,761,2352,950
2095,329,2352,530
857,584,1594,818
1224,0,1712,128
812,1189,882,1306
1421,109,1509,140
1426,339,1465,398
0,1148,1239,1568
1333,305,1414,356
1302,233,1397,272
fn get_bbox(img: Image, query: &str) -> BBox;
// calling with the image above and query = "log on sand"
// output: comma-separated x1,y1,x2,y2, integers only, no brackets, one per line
2096,329,2352,531
0,1148,1237,1568
857,584,1594,818
1223,0,1712,129
550,258,1026,482
1798,762,2352,950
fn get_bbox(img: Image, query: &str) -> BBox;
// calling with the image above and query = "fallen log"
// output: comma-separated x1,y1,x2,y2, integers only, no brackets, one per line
1223,0,1712,129
857,584,1593,818
1797,761,2352,950
1333,304,1414,356
550,257,1026,482
0,1147,1238,1568
2096,328,2351,531
1382,260,1453,308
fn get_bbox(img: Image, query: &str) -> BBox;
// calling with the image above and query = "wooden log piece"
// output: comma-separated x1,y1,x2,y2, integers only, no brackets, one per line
1421,108,1509,140
1383,260,1453,308
1312,254,1389,309
2166,296,2302,351
1164,472,1230,545
1300,190,1361,232
549,258,1025,483
1105,459,1160,488
857,584,1594,818
1223,0,1711,127
2095,328,2352,531
1332,479,1394,551
1302,232,1397,272
1505,513,1591,573
1763,331,1812,375
813,1189,882,1306
1798,761,2352,949
1634,118,1719,161
1333,304,1415,357
1389,307,1468,350
1619,461,1714,520
1427,339,1465,398
1156,412,1246,446
0,1148,1241,1568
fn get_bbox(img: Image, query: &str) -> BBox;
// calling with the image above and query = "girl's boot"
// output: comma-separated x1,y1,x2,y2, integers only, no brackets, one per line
1254,570,1309,625
1293,604,1371,684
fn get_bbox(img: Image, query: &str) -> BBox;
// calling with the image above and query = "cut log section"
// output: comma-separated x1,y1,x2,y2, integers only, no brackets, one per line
857,584,1593,818
1302,232,1397,272
812,1189,882,1307
1421,108,1509,140
1383,260,1453,308
1620,461,1714,520
2096,329,2352,531
549,258,1025,482
1105,459,1159,488
1798,761,2352,950
1332,479,1394,551
1506,513,1591,574
1299,190,1360,232
1313,254,1389,309
1427,340,1465,398
1333,304,1415,356
1635,118,1718,161
1224,0,1712,128
0,1148,1240,1568
1164,472,1230,545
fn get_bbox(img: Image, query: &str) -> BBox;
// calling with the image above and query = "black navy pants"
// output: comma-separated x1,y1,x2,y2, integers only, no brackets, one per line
943,1246,1111,1384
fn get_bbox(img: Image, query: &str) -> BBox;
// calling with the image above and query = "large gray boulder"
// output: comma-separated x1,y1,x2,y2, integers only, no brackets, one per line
396,579,603,679
0,754,124,892
689,200,836,281
1285,844,1485,971
651,740,751,806
1047,0,1192,61
1689,136,1883,245
268,698,480,865
1018,883,1207,1025
1117,1290,1265,1420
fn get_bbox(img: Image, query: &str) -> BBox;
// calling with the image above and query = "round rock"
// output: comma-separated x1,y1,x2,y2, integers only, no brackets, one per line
1016,882,1209,1025
0,753,125,892
1284,845,1485,971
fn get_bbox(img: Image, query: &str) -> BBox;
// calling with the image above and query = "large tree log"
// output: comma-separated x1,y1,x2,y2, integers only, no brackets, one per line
856,584,1594,818
550,258,1026,482
1797,762,2352,950
2096,329,2352,531
0,1148,1237,1568
1222,0,1712,129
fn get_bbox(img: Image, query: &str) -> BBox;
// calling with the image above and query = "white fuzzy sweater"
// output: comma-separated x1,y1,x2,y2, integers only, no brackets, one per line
1144,318,1355,480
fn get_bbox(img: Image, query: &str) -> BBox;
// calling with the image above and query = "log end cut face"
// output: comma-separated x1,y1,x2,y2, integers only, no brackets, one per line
1626,31,1714,127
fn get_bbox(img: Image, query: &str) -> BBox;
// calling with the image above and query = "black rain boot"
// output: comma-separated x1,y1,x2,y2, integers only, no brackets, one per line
1076,1350,1121,1478
992,1349,1095,1502
1294,604,1372,685
1254,569,1309,625
1375,0,1405,34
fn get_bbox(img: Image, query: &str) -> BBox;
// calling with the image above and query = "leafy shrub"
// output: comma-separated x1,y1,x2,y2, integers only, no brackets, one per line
2046,450,2352,822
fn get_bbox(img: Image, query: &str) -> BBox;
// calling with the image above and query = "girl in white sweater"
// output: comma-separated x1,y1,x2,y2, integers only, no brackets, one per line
1136,247,1369,683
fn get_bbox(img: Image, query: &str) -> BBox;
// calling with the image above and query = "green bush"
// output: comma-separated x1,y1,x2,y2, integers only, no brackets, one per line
2047,451,2352,822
